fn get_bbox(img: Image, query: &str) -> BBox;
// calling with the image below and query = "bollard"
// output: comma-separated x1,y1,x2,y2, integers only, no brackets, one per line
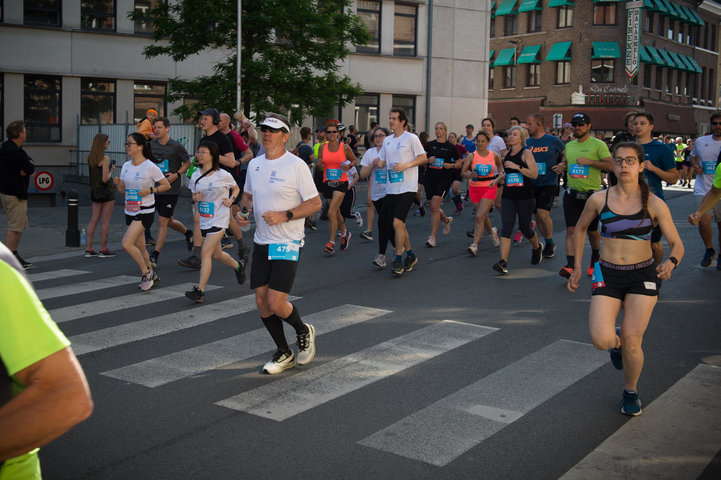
66,189,80,247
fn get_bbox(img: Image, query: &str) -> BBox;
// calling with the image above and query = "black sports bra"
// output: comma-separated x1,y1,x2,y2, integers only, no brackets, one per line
599,189,653,241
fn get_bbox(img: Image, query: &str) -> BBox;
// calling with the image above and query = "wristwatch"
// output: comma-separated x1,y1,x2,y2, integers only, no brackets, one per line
285,210,294,222
668,256,679,268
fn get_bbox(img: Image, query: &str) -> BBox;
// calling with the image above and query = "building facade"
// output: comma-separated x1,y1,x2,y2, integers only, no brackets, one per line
488,0,721,137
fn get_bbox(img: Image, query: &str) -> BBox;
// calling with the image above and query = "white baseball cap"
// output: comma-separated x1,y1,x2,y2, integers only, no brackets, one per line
259,116,290,133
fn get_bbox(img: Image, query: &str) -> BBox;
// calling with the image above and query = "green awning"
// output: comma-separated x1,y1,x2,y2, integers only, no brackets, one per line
652,0,668,14
517,45,542,64
494,48,516,67
546,41,572,61
518,0,542,12
685,55,703,74
639,46,653,64
644,45,665,65
642,0,657,10
491,1,496,18
678,54,696,72
656,48,676,68
548,0,573,6
495,0,518,16
667,51,688,70
662,0,683,20
489,49,495,62
592,42,620,59
593,0,621,2
672,2,691,22
677,5,696,24
685,6,705,26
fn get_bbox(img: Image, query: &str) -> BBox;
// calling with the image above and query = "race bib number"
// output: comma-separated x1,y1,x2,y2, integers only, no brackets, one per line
326,168,341,181
430,157,445,169
197,201,214,217
158,159,169,173
536,162,546,176
702,160,716,174
125,189,141,213
389,170,404,183
374,169,388,184
569,164,589,179
506,172,523,187
268,241,300,261
591,262,606,289
474,163,492,176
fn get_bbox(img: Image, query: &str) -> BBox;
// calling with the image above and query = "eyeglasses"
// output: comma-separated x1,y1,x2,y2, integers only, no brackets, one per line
260,126,283,133
374,133,386,138
195,150,208,156
124,142,137,147
711,122,721,126
613,156,638,165
326,130,338,134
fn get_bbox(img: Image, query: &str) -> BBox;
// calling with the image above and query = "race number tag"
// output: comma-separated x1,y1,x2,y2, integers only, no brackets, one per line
389,170,404,183
591,262,606,289
197,201,214,217
268,241,300,261
125,189,141,212
326,168,341,181
702,161,716,175
506,172,523,187
474,163,492,176
536,162,546,175
374,169,388,184
430,157,445,169
158,159,169,173
569,164,589,179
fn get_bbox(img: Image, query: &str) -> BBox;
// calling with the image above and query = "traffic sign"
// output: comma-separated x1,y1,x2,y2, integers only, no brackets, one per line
34,171,54,191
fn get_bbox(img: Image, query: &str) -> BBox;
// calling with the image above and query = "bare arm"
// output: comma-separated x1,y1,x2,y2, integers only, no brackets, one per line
645,164,678,184
100,156,114,183
577,155,614,172
653,197,684,279
262,195,322,226
218,152,238,169
568,192,604,292
521,150,538,179
360,157,380,180
689,185,721,225
240,148,254,166
343,144,358,168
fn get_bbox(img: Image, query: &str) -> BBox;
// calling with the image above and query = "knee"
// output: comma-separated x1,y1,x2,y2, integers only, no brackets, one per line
590,334,616,351
393,218,403,230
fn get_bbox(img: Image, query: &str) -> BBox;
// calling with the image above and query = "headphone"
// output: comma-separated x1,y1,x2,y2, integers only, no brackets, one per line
199,108,221,125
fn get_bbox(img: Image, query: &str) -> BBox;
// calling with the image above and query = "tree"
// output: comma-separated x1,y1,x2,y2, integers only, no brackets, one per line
130,0,370,124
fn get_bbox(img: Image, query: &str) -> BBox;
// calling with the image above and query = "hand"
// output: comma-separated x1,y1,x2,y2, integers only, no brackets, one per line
222,198,234,208
341,163,350,171
694,165,703,174
552,163,566,174
235,211,251,227
376,158,385,169
656,261,674,280
576,157,589,166
392,162,407,173
427,156,435,164
262,210,286,226
643,160,655,172
194,192,203,202
503,160,515,170
567,270,582,293
20,170,27,176
689,211,701,225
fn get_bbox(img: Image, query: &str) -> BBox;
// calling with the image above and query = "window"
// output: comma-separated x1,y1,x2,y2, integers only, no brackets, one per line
643,64,651,88
503,66,516,88
392,95,416,128
678,71,685,95
354,94,380,133
711,25,717,53
24,75,61,142
490,16,495,38
678,23,684,43
657,15,664,36
133,81,166,124
81,79,115,125
645,12,653,33
527,10,542,33
394,3,417,56
504,14,518,36
665,68,673,93
556,61,571,84
708,68,715,102
667,21,674,40
24,0,61,26
557,6,572,28
134,0,164,34
313,105,342,131
593,4,616,25
82,1,115,31
655,66,663,90
689,25,697,46
357,1,381,54
527,64,540,87
489,67,494,90
591,59,614,83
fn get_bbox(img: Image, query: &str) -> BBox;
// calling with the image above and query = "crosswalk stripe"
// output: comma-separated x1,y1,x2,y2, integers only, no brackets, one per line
215,321,498,421
29,269,90,282
559,363,721,480
49,284,222,323
37,275,139,300
69,294,299,356
358,339,608,467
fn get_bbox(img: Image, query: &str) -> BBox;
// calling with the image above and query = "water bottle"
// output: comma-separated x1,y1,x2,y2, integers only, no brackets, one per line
239,207,251,232
81,228,87,246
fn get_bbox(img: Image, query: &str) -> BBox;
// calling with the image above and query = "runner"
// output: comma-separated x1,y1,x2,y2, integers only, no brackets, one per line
460,124,476,154
461,130,502,255
423,122,460,247
360,127,393,266
238,114,321,374
492,126,543,274
184,141,245,303
113,133,170,291
482,117,507,158
681,138,695,188
568,142,684,416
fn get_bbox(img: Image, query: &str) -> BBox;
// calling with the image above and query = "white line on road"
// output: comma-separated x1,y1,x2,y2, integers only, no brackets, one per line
28,269,90,282
101,304,391,387
559,363,721,480
36,275,139,300
358,339,608,467
216,321,498,421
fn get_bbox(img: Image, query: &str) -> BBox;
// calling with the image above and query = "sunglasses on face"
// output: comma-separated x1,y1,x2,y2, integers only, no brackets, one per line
260,126,283,133
326,130,338,134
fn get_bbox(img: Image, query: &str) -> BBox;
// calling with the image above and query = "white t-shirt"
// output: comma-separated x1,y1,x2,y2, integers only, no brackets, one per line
690,134,721,196
345,161,359,188
244,151,319,245
489,135,506,157
189,168,237,230
119,159,166,215
360,147,387,202
378,131,425,195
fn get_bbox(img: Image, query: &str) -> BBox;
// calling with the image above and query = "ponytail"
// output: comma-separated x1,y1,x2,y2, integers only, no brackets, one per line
638,174,650,222
129,132,156,163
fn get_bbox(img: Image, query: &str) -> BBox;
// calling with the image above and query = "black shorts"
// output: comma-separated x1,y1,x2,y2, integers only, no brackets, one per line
201,226,223,238
323,180,349,199
451,168,463,183
650,225,662,243
533,185,556,212
591,259,661,300
563,191,599,231
424,172,452,200
386,191,416,222
250,243,300,293
418,165,427,186
235,169,247,199
155,195,179,218
125,211,154,229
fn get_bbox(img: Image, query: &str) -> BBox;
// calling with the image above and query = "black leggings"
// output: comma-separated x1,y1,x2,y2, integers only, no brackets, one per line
373,196,396,255
501,197,537,239
341,185,356,218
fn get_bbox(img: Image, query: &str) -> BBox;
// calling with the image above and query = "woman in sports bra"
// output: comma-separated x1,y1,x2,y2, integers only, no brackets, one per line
568,142,684,417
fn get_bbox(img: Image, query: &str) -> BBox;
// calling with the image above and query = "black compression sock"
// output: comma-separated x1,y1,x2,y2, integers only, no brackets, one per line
261,315,289,351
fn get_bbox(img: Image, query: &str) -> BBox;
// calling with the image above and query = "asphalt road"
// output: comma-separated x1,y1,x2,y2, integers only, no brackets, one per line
29,185,721,479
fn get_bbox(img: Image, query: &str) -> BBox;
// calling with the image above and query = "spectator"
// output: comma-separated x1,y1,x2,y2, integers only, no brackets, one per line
84,133,116,258
137,108,158,140
364,121,379,149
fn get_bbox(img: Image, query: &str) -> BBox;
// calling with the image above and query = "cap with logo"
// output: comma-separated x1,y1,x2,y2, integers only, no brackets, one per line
259,116,290,133
571,113,591,125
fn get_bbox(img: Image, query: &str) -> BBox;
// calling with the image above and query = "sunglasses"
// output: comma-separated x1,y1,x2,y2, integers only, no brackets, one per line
711,122,721,126
260,126,283,133
326,130,338,134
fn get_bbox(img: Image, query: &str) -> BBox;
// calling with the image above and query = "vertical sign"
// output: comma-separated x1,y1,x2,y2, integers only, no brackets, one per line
625,1,643,80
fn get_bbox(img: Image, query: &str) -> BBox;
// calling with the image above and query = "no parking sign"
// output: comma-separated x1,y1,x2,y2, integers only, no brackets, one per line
34,171,54,191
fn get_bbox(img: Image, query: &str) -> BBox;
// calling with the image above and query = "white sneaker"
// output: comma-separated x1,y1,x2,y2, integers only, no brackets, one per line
443,217,453,235
263,349,296,374
373,254,386,267
491,227,500,247
138,272,153,291
296,324,316,365
352,211,363,228
467,243,478,256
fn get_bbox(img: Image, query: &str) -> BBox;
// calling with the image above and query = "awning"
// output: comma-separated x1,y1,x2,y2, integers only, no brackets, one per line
592,42,620,59
489,49,495,62
684,6,705,26
545,41,572,61
493,48,516,67
685,55,703,74
491,1,496,18
517,45,542,64
662,0,683,20
495,0,518,16
652,0,668,14
667,51,688,70
639,46,653,64
593,0,621,2
677,54,695,72
672,2,691,22
644,45,665,65
518,0,542,12
642,0,657,11
656,48,676,69
548,0,573,6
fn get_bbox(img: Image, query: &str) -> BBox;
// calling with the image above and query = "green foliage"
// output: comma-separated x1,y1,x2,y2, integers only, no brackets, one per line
129,0,370,124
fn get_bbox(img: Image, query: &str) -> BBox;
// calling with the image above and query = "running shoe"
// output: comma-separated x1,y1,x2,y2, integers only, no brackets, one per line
84,249,98,258
391,259,404,276
466,230,474,239
443,217,453,235
403,255,418,272
512,230,523,243
467,243,478,256
138,272,153,291
373,254,386,267
145,234,155,246
452,207,462,216
221,236,234,250
320,210,329,221
609,326,623,370
419,205,426,216
178,254,201,270
185,286,204,303
542,242,556,259
531,242,544,265
98,249,116,258
360,230,373,241
323,242,335,255
149,251,159,268
621,390,642,416
352,211,363,228
263,349,296,375
701,248,716,267
340,232,352,250
305,218,317,231
425,237,436,248
586,264,594,276
234,259,246,284
559,266,573,278
413,208,422,216
13,252,32,269
493,259,509,275
491,227,500,247
151,270,160,287
296,324,316,365
185,232,194,251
